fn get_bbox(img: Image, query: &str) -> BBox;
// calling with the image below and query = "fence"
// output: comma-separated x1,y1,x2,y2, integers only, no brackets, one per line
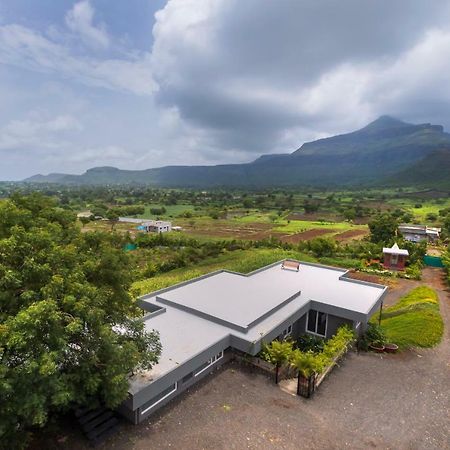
423,255,444,268
233,352,296,381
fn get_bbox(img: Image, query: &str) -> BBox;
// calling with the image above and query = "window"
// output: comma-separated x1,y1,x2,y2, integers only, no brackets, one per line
306,310,328,337
280,324,292,339
140,382,177,415
182,372,193,384
194,351,224,377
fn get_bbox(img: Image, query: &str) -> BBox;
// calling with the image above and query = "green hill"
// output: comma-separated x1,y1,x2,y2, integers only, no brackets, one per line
24,116,450,189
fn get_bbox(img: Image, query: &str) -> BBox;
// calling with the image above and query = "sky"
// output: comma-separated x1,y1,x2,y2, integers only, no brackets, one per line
1,0,450,180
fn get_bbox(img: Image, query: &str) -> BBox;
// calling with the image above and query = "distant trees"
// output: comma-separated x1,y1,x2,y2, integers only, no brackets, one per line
0,194,161,447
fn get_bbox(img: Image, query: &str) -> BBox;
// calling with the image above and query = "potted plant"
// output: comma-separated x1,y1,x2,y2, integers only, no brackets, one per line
364,323,386,353
369,340,385,353
384,343,399,353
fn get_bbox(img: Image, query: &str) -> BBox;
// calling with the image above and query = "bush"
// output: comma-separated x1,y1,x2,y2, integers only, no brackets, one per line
295,334,324,353
360,323,386,348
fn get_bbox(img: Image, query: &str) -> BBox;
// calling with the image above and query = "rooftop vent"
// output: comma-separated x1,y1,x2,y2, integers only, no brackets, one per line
281,260,300,272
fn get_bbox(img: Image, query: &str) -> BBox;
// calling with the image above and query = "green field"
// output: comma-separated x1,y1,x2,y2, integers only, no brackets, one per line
273,219,366,234
375,286,443,349
137,203,196,219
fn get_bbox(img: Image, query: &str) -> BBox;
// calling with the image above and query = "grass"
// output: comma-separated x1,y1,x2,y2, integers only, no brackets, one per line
132,248,317,296
374,286,443,349
273,219,366,234
137,203,196,219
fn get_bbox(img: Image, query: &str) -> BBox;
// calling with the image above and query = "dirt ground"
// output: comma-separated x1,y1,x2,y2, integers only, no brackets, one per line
334,229,369,241
280,228,337,244
31,268,450,450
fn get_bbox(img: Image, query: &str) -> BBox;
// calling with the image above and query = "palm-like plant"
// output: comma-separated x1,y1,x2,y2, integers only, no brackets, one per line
262,340,293,384
290,349,327,396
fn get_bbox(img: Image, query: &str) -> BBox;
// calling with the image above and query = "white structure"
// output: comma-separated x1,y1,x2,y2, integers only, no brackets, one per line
398,224,441,243
142,220,172,233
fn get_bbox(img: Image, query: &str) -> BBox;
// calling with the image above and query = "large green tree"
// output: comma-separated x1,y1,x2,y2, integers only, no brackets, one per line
368,213,399,244
0,194,161,447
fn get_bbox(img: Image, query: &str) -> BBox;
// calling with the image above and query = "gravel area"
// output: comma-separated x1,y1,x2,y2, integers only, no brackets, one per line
33,268,450,450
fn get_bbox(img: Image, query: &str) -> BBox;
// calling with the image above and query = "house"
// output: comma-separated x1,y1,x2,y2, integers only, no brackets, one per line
118,260,387,424
398,224,441,243
383,243,409,270
142,220,172,233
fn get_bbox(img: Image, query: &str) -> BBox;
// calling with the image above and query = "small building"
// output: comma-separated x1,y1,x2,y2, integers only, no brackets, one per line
398,224,441,243
142,220,172,233
383,243,409,270
118,260,387,424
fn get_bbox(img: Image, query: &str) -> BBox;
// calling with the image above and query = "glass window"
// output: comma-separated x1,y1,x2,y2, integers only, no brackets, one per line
306,309,328,337
140,382,177,415
317,312,327,336
307,310,317,333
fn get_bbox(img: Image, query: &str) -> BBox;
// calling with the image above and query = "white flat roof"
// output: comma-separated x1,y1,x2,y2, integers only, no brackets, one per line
132,260,386,391
157,271,301,331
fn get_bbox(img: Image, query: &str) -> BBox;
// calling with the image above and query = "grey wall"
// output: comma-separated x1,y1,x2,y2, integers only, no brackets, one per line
119,340,232,424
325,314,353,338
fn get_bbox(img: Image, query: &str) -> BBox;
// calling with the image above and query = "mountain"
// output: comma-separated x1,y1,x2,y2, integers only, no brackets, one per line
386,148,450,189
24,116,450,188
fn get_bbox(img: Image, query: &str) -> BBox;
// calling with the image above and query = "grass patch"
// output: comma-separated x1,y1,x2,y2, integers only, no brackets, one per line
273,219,366,234
374,286,443,349
132,248,316,296
137,203,196,219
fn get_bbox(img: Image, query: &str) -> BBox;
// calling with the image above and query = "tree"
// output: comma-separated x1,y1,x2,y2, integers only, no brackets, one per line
368,213,399,244
79,216,91,228
308,237,336,257
106,209,120,230
261,340,293,384
0,194,161,447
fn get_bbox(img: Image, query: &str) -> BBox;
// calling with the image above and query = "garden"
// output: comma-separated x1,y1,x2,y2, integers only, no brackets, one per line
258,326,356,397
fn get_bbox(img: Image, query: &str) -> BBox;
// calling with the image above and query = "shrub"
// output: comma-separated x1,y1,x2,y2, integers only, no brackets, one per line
295,334,324,353
359,323,387,350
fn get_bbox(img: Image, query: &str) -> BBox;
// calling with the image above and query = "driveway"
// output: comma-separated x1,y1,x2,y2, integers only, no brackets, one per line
32,268,450,450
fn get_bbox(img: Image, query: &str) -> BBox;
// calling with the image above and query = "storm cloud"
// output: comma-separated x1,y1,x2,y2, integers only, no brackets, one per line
1,0,450,179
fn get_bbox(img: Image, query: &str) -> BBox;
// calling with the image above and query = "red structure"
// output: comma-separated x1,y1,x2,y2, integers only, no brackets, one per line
382,243,409,270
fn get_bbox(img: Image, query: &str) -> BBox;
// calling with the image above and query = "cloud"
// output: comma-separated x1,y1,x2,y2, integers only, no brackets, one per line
0,24,156,95
151,0,450,153
65,0,110,49
2,0,450,180
0,114,82,151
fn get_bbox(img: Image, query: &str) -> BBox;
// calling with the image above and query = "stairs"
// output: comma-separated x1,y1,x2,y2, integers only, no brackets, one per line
75,406,121,446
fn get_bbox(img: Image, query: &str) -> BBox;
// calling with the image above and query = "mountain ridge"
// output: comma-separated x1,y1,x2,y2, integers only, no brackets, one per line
24,116,450,189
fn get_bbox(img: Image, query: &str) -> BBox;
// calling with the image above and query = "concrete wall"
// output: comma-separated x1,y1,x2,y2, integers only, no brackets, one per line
119,342,231,424
324,314,353,338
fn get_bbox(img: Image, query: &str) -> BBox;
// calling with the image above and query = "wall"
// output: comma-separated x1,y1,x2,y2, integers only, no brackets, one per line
119,338,230,424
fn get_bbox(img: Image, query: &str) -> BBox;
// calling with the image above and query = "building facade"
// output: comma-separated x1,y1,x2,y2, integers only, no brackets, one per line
119,260,387,424
383,243,409,270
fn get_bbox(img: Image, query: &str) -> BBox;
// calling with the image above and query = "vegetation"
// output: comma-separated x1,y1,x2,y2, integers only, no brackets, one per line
373,286,443,349
260,326,355,392
261,340,293,384
0,194,161,448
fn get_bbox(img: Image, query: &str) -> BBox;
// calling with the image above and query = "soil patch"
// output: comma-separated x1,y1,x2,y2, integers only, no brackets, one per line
281,228,337,244
334,229,368,241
